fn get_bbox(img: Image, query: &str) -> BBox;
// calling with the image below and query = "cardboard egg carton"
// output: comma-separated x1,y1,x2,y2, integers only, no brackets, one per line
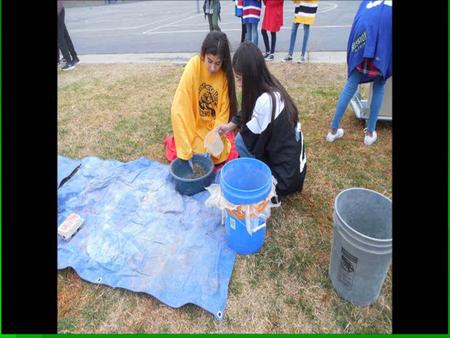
58,213,84,241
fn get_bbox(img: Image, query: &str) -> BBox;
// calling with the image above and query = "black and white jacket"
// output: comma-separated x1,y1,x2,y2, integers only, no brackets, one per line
233,92,307,195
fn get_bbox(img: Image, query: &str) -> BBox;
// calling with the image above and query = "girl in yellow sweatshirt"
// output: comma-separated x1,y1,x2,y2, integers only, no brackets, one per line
170,31,238,165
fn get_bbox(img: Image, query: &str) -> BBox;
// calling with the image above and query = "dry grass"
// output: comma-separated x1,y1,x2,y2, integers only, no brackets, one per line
57,62,392,333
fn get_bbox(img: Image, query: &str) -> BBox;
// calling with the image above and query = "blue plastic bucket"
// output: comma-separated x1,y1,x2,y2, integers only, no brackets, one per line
220,158,273,255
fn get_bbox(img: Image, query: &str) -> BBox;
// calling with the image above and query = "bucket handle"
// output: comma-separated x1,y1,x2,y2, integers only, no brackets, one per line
252,222,266,233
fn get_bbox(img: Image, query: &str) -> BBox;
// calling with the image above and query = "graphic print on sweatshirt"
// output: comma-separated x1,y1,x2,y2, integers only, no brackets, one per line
198,83,218,119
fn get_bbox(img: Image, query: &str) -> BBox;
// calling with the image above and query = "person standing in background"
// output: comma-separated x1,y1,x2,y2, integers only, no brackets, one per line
58,0,79,70
242,0,262,47
203,0,222,32
234,0,246,43
326,0,392,145
282,0,319,63
58,23,80,67
260,0,283,60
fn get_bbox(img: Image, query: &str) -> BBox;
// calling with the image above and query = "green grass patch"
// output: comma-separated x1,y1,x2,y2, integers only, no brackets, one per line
58,318,77,332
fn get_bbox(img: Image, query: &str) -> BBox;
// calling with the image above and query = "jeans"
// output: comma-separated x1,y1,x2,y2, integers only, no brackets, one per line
287,23,310,56
235,133,254,158
331,70,386,132
245,22,259,47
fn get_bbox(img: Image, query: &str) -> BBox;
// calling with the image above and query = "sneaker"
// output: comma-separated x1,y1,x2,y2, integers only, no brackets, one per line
263,51,270,58
326,128,344,142
72,57,80,65
298,54,306,63
364,129,377,145
61,62,75,71
281,55,293,63
266,54,274,61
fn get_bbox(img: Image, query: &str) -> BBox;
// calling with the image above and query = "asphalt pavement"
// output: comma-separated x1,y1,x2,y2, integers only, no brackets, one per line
77,51,346,64
65,0,359,62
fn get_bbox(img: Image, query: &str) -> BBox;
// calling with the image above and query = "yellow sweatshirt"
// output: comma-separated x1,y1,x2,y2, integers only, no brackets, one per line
292,0,319,25
171,55,231,164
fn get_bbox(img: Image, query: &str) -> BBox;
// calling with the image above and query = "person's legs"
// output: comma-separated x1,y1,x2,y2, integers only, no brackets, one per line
241,18,246,42
270,31,276,54
288,22,299,55
58,9,73,65
235,133,254,158
301,24,310,57
208,14,214,31
245,23,252,42
261,29,270,54
63,24,78,62
253,23,259,47
212,2,221,31
247,23,257,46
366,76,386,133
330,70,362,130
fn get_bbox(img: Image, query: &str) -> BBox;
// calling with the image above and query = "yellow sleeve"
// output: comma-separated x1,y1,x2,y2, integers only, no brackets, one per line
212,75,232,163
171,59,197,160
214,76,230,128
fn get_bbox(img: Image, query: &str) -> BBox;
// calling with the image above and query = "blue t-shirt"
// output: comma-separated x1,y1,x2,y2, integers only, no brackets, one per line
347,0,392,83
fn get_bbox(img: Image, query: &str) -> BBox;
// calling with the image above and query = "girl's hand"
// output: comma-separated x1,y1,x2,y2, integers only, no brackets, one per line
216,122,237,135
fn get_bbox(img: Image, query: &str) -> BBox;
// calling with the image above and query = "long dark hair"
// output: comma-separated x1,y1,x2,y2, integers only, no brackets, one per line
200,31,238,121
232,41,299,127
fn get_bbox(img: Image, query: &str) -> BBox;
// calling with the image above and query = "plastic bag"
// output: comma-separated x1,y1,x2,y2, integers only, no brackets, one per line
205,176,280,235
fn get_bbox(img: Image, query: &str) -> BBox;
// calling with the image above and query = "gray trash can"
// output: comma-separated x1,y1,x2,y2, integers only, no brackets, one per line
329,188,392,306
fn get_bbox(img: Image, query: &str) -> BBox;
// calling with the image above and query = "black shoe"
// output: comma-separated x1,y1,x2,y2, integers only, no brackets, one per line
281,55,293,63
263,52,270,58
266,54,274,61
72,57,80,65
62,62,75,71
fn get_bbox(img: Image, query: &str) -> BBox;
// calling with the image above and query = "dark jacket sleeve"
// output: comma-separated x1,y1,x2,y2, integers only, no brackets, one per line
231,111,241,126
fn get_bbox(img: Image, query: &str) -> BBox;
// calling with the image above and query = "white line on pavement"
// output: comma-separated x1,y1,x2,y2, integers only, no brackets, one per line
70,15,180,33
142,25,351,35
317,2,339,14
142,13,202,34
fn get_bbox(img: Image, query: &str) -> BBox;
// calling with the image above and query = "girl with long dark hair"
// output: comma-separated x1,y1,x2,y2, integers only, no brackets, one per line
217,42,307,196
169,31,238,165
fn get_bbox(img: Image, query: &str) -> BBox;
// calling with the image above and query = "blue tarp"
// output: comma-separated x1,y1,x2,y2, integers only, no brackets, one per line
57,155,81,188
57,156,236,320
